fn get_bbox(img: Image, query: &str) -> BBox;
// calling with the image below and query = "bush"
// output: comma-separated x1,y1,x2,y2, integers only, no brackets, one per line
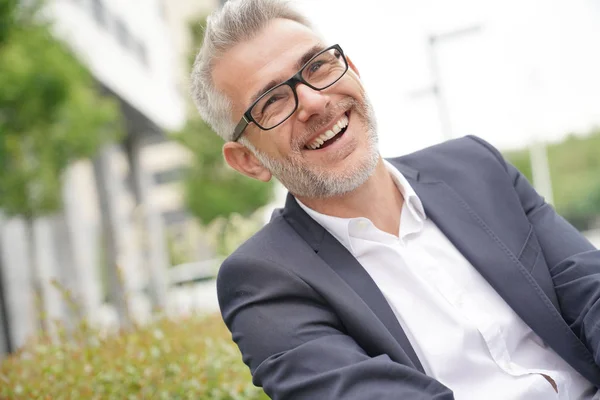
0,314,269,399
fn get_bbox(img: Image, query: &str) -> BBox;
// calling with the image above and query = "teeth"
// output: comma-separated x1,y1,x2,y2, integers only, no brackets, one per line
306,114,349,150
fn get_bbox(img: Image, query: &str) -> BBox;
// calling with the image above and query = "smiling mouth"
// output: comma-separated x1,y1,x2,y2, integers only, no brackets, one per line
304,112,350,151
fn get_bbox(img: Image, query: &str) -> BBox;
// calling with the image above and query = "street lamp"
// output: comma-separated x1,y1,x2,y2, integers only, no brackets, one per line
411,25,482,141
526,69,554,205
429,25,482,140
412,25,554,204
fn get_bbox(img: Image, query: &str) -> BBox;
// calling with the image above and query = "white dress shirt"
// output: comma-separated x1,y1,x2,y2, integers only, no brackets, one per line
297,160,598,400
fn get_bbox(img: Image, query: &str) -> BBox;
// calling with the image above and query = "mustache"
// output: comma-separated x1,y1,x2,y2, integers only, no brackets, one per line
291,97,360,151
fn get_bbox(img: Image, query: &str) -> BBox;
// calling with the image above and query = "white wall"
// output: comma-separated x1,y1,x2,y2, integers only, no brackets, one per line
141,142,191,213
49,0,185,131
163,0,218,97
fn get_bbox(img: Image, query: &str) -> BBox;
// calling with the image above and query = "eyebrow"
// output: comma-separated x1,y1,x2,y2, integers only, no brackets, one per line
248,44,327,105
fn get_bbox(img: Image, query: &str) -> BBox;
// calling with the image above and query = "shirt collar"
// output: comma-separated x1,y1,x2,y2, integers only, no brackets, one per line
383,159,426,221
296,160,427,253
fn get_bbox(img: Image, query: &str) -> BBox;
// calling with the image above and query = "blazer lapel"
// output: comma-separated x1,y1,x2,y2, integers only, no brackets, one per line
317,231,425,372
398,164,600,386
282,194,425,373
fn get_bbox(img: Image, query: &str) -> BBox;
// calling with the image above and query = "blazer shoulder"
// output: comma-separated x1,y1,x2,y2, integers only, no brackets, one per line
218,212,313,285
390,135,510,180
217,215,291,293
225,213,302,260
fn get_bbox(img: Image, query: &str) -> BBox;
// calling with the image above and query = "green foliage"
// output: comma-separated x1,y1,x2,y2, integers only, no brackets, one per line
166,230,191,267
174,118,273,226
0,314,269,399
203,212,268,257
172,16,274,227
503,129,600,230
0,0,18,45
504,150,533,183
0,0,122,218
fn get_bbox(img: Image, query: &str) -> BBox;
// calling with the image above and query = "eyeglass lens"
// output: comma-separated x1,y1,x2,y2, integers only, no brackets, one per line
250,47,346,129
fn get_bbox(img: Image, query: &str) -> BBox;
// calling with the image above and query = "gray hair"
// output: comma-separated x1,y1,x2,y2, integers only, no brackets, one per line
190,0,312,141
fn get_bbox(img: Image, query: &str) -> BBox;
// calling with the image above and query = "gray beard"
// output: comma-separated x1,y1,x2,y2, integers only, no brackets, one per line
242,93,380,199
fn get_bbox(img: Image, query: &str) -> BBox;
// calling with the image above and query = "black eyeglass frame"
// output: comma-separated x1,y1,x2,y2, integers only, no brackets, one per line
231,44,348,142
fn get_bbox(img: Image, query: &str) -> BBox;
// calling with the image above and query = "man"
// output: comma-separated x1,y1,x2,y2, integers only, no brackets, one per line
191,0,600,398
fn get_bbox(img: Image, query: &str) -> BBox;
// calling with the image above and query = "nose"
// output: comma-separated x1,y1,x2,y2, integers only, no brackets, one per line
295,83,329,122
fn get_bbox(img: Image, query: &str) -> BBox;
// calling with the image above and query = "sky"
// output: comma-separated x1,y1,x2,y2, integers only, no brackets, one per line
294,0,600,156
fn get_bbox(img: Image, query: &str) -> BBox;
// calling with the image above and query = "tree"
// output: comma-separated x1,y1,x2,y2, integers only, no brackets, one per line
172,17,274,253
0,0,122,331
0,1,122,218
503,128,600,231
175,118,274,225
0,0,17,46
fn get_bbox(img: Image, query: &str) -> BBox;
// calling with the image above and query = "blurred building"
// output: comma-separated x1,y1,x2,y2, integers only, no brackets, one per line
147,0,218,259
0,0,216,354
47,0,191,323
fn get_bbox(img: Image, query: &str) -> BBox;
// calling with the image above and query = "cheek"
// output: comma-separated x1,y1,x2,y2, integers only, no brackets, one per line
336,80,364,102
251,128,293,158
272,124,302,154
339,68,361,86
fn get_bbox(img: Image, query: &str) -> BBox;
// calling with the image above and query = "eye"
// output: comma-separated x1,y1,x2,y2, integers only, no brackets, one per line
308,60,325,74
261,94,282,113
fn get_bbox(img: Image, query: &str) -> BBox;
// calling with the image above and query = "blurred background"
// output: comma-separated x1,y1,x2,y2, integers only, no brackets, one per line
0,0,599,395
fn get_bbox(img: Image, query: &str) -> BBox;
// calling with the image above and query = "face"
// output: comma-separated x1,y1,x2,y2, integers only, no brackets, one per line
214,18,380,199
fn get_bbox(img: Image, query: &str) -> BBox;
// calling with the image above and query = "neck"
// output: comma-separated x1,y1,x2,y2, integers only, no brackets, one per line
296,158,404,236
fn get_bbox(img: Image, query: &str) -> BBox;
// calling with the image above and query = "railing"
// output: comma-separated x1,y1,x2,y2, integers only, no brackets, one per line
168,259,220,286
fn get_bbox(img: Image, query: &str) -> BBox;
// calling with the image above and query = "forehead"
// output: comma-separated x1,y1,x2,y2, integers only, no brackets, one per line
212,18,322,117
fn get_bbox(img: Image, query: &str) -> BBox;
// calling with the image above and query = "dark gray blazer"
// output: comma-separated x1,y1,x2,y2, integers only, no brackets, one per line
217,135,600,399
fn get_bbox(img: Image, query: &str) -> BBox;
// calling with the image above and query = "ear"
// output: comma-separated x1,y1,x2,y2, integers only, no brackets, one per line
346,55,360,77
223,142,272,183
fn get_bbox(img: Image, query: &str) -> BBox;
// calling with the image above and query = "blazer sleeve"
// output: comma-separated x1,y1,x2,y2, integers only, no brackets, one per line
217,254,454,400
469,135,600,364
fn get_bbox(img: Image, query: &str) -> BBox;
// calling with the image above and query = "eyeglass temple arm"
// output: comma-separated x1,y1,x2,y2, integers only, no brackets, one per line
232,115,250,142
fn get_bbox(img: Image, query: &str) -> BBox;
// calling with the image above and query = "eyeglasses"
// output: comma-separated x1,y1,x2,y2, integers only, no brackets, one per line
231,44,349,142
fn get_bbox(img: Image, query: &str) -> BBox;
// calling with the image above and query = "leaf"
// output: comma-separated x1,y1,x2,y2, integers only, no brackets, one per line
0,1,123,218
503,128,600,230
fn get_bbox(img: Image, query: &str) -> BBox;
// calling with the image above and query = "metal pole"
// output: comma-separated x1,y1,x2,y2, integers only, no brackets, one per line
527,69,554,205
126,135,169,312
92,146,132,329
413,25,482,142
530,140,554,205
0,216,13,357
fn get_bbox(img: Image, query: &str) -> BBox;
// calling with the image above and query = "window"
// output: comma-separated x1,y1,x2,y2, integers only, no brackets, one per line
135,40,149,66
153,167,188,185
159,0,167,20
162,209,189,226
91,0,107,27
87,2,149,68
114,17,131,49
